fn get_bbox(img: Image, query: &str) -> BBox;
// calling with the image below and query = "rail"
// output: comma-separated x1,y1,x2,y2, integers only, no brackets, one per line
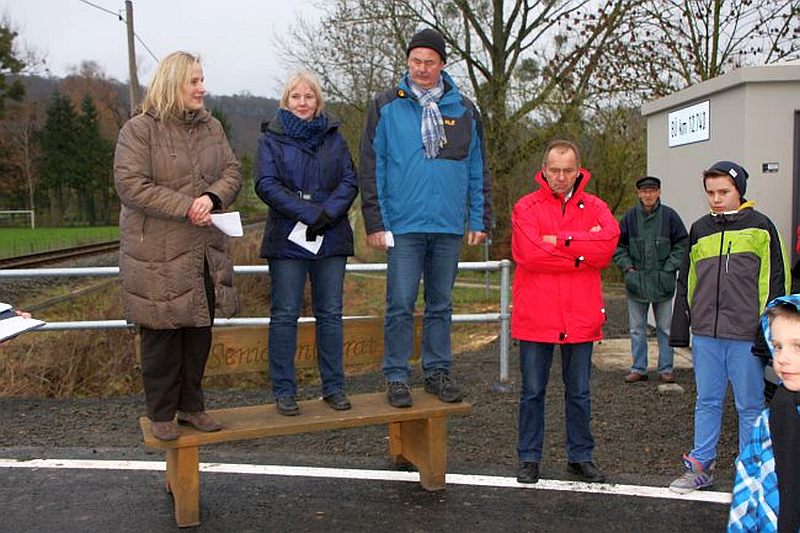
0,260,514,383
0,241,120,269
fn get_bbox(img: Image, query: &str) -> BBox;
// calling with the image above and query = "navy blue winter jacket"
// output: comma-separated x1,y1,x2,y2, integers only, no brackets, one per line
255,113,358,259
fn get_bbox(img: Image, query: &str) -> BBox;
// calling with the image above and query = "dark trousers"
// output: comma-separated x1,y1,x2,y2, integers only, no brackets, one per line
140,261,215,421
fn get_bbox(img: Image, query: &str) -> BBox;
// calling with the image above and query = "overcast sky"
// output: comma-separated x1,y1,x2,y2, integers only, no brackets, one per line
0,0,319,98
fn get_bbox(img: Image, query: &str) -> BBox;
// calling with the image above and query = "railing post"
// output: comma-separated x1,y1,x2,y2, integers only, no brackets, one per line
493,259,513,392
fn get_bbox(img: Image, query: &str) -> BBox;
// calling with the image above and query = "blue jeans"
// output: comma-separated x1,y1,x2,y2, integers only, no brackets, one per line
689,335,766,468
517,341,595,463
268,256,347,399
383,233,462,382
627,297,674,374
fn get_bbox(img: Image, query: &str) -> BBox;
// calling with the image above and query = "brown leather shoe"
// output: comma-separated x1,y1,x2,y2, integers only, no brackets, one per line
151,420,179,441
624,372,649,383
660,372,676,383
177,411,222,432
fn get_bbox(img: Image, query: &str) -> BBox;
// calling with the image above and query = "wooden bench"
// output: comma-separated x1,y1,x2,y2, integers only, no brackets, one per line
139,389,472,527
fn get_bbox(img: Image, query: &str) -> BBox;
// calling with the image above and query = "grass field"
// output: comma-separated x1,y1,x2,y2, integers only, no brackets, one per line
0,226,119,258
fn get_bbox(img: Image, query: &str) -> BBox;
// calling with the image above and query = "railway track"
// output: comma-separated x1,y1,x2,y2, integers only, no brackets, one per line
0,218,267,270
0,241,120,269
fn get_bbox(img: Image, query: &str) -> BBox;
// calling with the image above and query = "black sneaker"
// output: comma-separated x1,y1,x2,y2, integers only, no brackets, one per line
276,396,300,416
323,392,352,411
516,461,540,484
424,371,463,403
566,461,606,483
386,381,413,408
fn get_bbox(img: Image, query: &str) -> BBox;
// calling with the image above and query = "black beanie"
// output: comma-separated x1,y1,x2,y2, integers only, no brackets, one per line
705,160,749,198
406,28,446,62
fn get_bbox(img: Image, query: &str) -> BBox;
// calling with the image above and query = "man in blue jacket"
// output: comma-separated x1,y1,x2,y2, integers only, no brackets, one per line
359,28,492,408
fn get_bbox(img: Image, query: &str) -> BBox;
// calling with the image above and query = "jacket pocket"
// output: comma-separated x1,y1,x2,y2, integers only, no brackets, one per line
437,114,471,161
624,270,643,299
657,270,676,296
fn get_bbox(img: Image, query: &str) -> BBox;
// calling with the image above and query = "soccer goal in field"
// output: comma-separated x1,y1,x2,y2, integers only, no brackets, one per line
0,210,35,229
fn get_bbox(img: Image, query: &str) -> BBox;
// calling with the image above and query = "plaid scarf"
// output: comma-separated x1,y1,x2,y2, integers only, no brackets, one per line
409,77,447,159
278,108,329,152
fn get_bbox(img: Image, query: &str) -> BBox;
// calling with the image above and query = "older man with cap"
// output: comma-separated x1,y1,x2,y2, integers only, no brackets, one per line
359,28,492,408
668,160,790,494
613,176,687,384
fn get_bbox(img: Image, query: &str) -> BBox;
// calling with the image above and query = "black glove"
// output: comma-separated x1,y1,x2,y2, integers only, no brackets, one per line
306,212,332,240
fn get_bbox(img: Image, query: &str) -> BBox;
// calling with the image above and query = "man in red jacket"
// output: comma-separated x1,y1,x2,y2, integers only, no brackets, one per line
511,139,620,484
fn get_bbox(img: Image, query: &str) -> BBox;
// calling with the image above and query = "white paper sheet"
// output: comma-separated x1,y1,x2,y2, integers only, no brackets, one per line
384,231,395,248
211,211,244,237
288,221,324,254
0,316,46,343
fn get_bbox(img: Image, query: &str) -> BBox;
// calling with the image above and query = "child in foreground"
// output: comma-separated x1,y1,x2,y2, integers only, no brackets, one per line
728,294,800,533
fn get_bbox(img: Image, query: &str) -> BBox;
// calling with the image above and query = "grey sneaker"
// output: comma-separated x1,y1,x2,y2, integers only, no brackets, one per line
386,381,413,408
424,370,463,403
669,454,714,494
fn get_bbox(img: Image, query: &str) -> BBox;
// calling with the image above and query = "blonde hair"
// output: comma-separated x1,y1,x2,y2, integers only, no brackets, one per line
279,71,325,117
542,139,581,167
141,51,201,120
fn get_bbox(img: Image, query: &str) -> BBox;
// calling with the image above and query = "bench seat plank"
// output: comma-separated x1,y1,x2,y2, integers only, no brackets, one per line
139,389,471,448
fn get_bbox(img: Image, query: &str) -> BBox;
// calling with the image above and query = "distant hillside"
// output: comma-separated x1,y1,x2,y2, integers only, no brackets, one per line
15,75,278,157
206,94,278,156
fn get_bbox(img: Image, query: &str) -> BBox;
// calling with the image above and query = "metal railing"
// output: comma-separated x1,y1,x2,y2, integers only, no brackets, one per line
0,260,514,382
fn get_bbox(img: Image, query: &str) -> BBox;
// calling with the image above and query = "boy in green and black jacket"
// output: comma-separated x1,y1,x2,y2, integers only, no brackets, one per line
668,160,790,494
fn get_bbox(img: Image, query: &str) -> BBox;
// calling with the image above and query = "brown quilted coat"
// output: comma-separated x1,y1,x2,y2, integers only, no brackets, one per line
113,109,242,329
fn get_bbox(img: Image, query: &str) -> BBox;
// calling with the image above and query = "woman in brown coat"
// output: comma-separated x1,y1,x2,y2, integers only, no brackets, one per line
114,51,241,441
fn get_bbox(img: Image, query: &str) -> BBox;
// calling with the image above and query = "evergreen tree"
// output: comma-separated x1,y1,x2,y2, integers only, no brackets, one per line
0,24,24,117
77,95,113,224
37,91,81,224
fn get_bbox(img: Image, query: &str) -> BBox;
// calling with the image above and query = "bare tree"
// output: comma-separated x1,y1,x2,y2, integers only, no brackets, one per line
606,0,800,99
0,101,42,211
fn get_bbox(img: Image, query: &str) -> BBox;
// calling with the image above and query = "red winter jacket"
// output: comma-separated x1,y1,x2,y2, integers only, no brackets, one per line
511,169,620,344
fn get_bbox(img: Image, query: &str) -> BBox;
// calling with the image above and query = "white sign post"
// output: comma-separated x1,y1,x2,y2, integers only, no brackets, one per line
668,100,710,147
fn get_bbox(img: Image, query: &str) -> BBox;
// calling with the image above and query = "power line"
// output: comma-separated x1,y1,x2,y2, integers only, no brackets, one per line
76,0,159,62
76,0,119,19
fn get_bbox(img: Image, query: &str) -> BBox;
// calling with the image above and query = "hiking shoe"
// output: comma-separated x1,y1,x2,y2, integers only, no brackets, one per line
386,381,413,408
177,411,222,432
566,461,606,483
659,372,676,383
276,396,300,416
323,392,352,411
516,461,540,484
424,371,464,403
624,372,649,383
669,455,714,494
151,420,179,441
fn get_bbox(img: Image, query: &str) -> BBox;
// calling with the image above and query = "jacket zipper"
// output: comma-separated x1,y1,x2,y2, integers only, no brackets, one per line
713,226,726,337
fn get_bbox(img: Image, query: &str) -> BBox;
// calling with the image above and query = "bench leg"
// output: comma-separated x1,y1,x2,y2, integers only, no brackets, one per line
388,417,448,491
165,447,201,527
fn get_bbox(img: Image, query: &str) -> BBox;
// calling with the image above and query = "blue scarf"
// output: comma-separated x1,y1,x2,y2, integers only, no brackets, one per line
278,108,329,151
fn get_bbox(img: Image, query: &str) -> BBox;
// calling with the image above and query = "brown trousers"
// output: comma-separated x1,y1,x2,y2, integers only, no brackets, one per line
140,261,215,421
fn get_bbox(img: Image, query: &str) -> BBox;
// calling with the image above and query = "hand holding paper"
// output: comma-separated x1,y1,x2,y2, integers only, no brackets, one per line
288,221,324,254
211,211,243,237
0,303,45,343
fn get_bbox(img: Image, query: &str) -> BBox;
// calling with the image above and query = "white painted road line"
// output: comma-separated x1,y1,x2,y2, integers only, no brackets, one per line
0,458,731,505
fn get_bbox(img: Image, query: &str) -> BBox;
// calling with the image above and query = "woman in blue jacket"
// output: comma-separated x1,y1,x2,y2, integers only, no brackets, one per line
255,71,358,416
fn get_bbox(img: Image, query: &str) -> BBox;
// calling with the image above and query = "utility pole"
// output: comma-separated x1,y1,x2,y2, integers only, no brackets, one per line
125,0,141,113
